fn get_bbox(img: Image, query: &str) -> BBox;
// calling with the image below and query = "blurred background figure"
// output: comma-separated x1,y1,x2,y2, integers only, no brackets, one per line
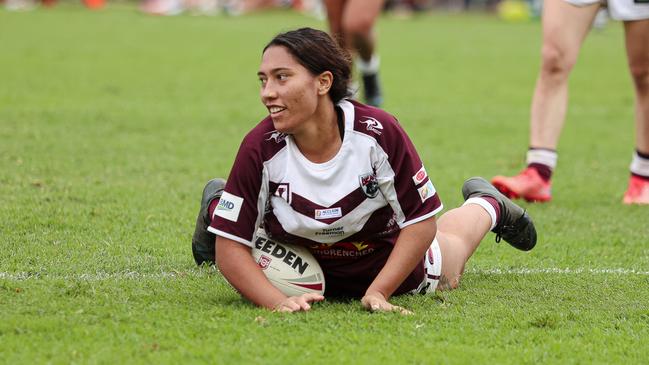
324,0,385,107
4,0,103,10
384,0,431,17
491,0,649,205
496,0,531,22
139,0,323,16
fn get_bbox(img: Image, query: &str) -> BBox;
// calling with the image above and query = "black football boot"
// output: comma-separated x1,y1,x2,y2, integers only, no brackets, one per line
192,178,226,265
462,177,537,251
362,72,383,107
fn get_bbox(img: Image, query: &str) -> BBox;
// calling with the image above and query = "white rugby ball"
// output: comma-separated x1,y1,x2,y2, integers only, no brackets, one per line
251,230,325,297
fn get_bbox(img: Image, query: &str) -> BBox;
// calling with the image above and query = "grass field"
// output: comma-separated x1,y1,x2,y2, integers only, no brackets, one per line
1,4,648,364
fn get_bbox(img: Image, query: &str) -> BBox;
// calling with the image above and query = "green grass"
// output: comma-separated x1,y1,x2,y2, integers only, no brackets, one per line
1,4,648,364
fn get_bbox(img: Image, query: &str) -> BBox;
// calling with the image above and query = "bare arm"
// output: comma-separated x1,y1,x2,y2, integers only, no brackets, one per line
216,236,324,311
362,217,437,313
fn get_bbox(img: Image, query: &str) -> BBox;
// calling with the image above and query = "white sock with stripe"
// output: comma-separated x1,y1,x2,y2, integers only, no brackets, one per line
356,54,380,75
630,150,649,178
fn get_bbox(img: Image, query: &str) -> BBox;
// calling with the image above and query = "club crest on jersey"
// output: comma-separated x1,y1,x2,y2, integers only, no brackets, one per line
274,183,291,204
359,173,379,198
360,117,383,135
265,130,287,143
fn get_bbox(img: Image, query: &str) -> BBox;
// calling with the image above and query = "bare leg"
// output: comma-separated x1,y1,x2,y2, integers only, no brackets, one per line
341,0,384,62
529,0,599,149
435,205,491,290
323,0,346,47
624,20,649,154
325,0,384,106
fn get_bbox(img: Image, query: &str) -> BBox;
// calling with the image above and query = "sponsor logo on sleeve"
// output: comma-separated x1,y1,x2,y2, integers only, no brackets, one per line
412,165,428,185
417,180,436,203
315,207,342,220
214,191,244,222
360,116,383,135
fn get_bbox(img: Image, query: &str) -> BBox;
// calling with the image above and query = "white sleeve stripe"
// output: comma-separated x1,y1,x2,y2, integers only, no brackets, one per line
211,229,254,248
398,204,444,228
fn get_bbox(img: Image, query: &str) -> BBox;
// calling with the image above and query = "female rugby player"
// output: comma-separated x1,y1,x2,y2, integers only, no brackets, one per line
192,27,537,313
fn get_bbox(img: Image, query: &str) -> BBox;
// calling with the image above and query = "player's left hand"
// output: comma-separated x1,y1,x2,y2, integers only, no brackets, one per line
361,292,413,315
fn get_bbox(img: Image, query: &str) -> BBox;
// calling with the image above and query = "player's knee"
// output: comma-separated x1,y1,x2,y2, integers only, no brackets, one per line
540,43,576,78
342,16,374,37
628,60,649,92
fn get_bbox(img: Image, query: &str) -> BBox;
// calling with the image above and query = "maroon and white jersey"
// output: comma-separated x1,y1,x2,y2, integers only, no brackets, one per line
210,99,443,297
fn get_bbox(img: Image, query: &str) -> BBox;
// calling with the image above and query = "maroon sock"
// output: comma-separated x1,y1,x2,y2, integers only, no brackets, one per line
637,149,649,159
528,163,553,182
631,172,649,181
207,198,220,224
478,195,501,228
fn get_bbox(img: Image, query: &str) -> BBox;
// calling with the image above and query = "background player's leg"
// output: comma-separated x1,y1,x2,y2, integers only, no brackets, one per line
529,0,598,150
323,0,345,46
341,0,385,106
623,19,649,204
341,0,383,63
492,0,599,202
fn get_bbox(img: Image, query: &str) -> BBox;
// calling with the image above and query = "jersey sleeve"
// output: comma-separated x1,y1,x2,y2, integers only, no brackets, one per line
375,116,443,228
208,136,267,247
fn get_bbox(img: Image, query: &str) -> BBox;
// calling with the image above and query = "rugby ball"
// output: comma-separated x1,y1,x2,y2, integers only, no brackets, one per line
251,230,325,297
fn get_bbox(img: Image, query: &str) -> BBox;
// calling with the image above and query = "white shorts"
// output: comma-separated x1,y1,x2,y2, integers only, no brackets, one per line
412,238,443,295
565,0,649,21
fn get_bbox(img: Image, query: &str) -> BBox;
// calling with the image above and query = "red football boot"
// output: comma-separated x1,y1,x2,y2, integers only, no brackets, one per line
491,167,552,203
623,175,649,205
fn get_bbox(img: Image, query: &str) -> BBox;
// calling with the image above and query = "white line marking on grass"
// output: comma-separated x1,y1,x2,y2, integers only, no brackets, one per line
465,268,649,275
0,270,214,281
1,267,648,281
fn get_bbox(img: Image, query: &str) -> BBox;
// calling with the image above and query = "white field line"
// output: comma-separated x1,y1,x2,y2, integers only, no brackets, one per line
0,267,648,281
464,267,649,275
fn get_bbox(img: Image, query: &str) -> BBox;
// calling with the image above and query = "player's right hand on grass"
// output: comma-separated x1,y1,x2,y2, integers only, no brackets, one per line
273,293,325,312
361,292,413,315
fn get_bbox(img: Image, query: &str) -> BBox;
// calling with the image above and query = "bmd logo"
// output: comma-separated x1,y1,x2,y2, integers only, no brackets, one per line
217,199,235,211
214,191,243,222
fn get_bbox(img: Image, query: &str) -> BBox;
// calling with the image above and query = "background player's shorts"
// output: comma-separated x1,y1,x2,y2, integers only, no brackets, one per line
565,0,649,21
412,238,442,295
